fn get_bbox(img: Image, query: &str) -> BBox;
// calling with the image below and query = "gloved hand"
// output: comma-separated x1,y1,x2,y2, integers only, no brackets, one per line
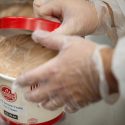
14,30,102,113
33,0,112,36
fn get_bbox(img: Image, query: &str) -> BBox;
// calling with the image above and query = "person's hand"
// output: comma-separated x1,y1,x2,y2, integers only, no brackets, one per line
33,0,99,36
14,30,102,113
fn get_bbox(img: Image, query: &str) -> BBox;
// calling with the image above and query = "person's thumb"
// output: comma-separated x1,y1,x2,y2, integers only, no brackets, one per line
33,0,61,22
54,17,86,36
32,30,67,50
54,19,77,35
33,0,51,16
34,3,52,17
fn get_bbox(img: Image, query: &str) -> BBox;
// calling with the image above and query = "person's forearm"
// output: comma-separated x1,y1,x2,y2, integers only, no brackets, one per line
100,48,119,95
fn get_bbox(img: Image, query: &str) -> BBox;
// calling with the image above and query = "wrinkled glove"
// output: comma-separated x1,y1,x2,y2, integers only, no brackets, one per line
33,0,112,36
13,30,109,113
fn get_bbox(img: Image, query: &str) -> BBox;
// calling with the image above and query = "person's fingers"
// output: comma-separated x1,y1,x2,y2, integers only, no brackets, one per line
33,0,61,20
33,0,85,36
37,87,72,110
63,91,87,113
64,105,78,113
54,18,83,36
34,3,53,17
24,79,64,103
34,0,50,6
32,30,68,50
24,85,50,102
14,58,58,88
64,98,82,113
41,97,64,110
41,89,84,111
33,1,86,35
64,94,91,113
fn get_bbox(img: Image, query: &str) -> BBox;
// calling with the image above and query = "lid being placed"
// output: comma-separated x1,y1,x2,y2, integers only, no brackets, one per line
0,17,60,32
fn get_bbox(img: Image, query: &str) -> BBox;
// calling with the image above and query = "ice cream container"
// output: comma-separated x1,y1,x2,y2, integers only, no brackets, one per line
0,75,64,125
0,17,63,125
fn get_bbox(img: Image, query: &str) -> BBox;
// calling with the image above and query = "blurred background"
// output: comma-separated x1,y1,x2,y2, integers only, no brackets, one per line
0,0,33,17
0,0,125,125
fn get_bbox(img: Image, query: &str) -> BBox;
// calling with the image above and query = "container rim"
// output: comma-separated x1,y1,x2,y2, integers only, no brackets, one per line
0,17,60,81
0,17,60,32
0,73,15,81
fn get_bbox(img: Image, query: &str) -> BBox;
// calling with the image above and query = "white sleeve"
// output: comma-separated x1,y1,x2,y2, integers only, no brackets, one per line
102,0,125,38
112,37,125,99
92,0,125,41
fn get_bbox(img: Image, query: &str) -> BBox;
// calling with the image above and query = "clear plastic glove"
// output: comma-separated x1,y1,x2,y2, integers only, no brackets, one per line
33,0,113,36
14,30,102,113
33,0,100,36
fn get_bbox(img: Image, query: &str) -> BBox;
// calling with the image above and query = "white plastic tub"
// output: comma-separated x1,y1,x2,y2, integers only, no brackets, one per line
0,1,63,124
0,74,64,125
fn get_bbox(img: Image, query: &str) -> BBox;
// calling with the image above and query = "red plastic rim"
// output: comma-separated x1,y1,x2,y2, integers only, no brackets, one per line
0,112,64,125
0,17,60,32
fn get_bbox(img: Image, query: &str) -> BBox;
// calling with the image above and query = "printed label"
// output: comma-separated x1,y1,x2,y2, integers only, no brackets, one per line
0,84,63,124
0,99,23,113
0,85,17,102
4,110,18,120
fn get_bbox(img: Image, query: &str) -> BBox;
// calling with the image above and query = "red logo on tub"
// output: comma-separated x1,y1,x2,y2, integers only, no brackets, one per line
28,118,38,124
0,86,17,102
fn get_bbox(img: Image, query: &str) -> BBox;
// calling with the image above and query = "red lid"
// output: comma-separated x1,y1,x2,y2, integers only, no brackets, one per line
0,17,60,32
